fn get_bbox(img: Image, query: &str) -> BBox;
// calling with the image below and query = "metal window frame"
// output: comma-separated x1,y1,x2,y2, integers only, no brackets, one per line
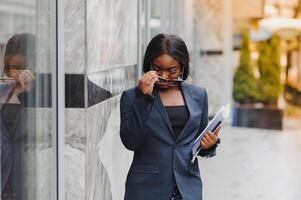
53,0,65,199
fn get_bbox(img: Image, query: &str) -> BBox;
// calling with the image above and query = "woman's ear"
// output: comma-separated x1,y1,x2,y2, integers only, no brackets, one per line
180,66,184,79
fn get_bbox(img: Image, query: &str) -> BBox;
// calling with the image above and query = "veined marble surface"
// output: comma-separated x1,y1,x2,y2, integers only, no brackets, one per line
36,0,55,74
64,0,138,199
65,109,86,143
25,108,54,200
65,143,86,200
193,55,226,114
87,0,138,72
65,108,86,200
191,0,227,115
86,96,133,200
193,0,224,50
64,0,86,74
97,95,133,200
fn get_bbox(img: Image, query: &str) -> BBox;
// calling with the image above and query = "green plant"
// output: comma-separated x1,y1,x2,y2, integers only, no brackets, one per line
257,35,282,104
233,32,258,103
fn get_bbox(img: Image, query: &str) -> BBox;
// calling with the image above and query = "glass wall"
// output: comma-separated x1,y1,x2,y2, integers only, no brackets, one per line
0,0,56,199
0,1,232,200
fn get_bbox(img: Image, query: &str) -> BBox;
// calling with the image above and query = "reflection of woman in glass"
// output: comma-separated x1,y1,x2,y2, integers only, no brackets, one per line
120,34,221,200
0,33,35,200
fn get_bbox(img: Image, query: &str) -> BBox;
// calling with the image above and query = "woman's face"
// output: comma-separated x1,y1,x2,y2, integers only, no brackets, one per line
152,54,182,89
6,54,27,79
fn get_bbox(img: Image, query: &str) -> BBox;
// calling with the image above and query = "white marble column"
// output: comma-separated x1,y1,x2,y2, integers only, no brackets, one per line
222,0,234,122
189,0,234,116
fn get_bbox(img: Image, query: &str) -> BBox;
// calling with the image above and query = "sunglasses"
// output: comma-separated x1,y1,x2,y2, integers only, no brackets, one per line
0,77,17,84
6,65,27,70
0,77,15,81
150,64,184,87
156,76,183,87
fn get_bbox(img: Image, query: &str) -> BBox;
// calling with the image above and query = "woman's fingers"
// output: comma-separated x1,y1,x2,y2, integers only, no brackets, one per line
201,136,210,149
24,69,35,81
207,132,217,141
144,71,158,85
14,69,35,93
139,71,158,94
201,132,217,150
18,76,26,91
18,72,28,84
200,140,207,149
213,126,221,136
150,76,159,87
205,132,216,143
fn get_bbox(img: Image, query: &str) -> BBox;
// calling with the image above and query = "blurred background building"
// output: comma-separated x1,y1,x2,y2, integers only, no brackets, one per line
0,0,300,199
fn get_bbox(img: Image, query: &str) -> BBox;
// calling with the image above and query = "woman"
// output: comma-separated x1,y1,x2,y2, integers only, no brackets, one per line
0,33,36,200
120,33,221,200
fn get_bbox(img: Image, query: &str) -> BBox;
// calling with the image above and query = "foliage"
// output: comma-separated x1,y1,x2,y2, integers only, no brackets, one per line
257,35,282,104
233,32,258,103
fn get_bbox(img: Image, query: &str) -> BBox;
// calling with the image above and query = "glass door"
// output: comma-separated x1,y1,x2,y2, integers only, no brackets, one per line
0,0,57,199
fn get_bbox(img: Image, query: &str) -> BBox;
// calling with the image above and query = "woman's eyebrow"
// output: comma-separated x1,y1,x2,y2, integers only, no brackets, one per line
152,64,179,69
167,66,178,69
152,63,161,68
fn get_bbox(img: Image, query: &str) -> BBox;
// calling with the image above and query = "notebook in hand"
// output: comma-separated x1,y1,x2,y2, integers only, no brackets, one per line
191,103,231,163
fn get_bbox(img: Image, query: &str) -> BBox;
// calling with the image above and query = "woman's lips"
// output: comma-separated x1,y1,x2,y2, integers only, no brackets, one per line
155,82,168,86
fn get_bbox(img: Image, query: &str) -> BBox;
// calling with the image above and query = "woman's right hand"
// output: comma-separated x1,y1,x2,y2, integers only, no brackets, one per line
138,71,159,95
7,69,35,104
14,69,35,93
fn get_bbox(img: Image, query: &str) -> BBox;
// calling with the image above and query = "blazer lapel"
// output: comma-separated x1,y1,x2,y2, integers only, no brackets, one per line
152,82,198,142
175,82,195,142
153,89,174,136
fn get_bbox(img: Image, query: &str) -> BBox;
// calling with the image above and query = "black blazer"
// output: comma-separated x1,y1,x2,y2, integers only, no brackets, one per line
0,84,24,198
120,82,217,200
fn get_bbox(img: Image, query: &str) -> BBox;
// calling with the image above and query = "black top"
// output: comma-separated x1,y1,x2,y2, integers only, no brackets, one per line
165,105,189,140
1,104,21,137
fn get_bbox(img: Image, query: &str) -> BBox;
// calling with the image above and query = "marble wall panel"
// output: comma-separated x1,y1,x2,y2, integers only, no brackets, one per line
37,147,54,200
97,96,133,200
33,109,54,200
65,109,86,143
191,0,226,115
193,56,226,113
87,64,137,98
86,95,133,200
171,0,186,38
35,108,53,149
21,108,54,200
193,0,223,50
65,108,86,200
22,108,37,200
27,107,53,200
65,144,85,200
87,0,138,72
36,0,54,74
63,1,88,198
86,99,114,200
64,0,86,74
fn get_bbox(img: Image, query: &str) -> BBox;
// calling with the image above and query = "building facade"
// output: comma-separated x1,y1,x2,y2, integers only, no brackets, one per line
0,0,233,199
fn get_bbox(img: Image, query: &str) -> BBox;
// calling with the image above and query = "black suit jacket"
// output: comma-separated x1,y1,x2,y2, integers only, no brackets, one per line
0,84,24,198
120,81,217,200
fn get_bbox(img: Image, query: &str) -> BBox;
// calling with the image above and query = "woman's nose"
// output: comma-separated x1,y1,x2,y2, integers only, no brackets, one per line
161,71,169,79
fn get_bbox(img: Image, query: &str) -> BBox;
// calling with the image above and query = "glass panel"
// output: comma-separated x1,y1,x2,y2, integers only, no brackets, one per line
0,1,55,200
150,0,162,37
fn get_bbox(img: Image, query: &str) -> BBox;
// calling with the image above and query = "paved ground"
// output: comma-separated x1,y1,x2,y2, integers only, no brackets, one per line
199,118,301,200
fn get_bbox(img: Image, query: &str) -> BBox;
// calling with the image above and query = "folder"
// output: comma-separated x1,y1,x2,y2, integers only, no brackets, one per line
191,103,231,163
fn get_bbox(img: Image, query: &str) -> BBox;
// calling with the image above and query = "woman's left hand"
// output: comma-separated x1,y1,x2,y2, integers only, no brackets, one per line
200,126,221,150
13,69,35,94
